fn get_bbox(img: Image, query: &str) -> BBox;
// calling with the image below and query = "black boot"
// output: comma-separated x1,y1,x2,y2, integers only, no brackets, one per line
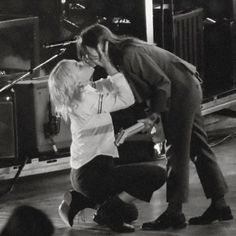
93,196,135,233
189,205,233,225
94,200,138,225
122,202,139,223
142,210,186,230
58,190,96,227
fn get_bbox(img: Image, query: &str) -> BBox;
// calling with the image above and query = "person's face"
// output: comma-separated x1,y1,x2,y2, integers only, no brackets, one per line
82,46,100,67
73,61,94,86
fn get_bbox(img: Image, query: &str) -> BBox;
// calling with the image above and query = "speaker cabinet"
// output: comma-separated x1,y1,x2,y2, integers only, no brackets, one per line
14,77,71,157
0,90,17,159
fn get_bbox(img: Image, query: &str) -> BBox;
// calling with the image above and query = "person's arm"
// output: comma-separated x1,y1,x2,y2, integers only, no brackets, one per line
88,42,135,112
89,41,120,93
91,41,119,76
122,47,171,132
99,72,135,112
76,72,135,116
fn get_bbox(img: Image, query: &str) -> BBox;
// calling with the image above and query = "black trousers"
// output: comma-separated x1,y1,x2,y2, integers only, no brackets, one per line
164,76,228,203
71,155,166,204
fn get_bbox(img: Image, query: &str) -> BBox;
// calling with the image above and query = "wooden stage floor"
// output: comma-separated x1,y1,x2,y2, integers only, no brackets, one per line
0,115,236,235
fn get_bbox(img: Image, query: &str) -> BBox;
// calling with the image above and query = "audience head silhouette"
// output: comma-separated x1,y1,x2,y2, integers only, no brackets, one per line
0,205,54,236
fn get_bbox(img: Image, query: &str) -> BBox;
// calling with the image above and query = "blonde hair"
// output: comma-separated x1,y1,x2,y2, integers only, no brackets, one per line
48,59,83,121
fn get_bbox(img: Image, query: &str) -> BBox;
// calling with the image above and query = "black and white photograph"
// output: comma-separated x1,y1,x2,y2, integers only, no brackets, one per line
0,0,235,235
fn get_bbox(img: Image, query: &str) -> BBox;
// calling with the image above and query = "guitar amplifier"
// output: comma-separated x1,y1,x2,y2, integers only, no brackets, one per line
14,77,71,157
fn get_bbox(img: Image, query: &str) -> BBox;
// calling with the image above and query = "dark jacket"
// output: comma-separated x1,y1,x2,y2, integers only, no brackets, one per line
121,44,199,114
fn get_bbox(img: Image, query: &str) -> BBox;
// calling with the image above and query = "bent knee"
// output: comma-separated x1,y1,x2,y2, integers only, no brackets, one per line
158,166,167,185
149,165,167,187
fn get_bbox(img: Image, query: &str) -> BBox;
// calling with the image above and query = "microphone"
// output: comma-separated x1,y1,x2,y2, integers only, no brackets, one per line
43,39,77,49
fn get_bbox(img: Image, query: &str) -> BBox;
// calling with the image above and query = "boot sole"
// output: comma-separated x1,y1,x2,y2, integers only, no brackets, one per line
219,214,234,221
189,214,233,225
142,223,187,231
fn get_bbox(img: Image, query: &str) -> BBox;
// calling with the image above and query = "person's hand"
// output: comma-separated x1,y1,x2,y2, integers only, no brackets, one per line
137,117,155,133
96,42,118,76
137,113,160,133
96,41,109,66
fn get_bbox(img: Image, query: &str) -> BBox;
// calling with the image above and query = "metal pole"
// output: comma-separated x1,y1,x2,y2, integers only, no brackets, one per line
144,0,154,43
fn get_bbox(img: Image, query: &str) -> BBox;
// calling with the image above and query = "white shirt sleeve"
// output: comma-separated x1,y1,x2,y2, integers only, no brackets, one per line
93,78,114,93
76,73,135,116
101,73,135,112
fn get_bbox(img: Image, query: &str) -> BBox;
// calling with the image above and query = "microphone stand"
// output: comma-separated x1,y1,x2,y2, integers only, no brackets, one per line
0,48,66,198
0,48,66,93
43,40,77,49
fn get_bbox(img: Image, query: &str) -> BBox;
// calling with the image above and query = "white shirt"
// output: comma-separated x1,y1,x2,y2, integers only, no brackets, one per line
69,73,135,169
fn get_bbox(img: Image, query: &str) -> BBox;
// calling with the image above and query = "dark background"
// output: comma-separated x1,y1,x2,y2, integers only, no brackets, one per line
1,0,236,79
1,0,236,163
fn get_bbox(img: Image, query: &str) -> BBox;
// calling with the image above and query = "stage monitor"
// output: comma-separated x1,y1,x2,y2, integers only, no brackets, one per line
0,15,40,78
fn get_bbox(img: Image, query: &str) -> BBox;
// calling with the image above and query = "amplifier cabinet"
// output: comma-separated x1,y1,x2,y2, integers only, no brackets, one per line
14,78,71,157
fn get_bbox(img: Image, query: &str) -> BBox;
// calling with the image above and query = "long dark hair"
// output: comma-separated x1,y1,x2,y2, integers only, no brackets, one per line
78,23,151,68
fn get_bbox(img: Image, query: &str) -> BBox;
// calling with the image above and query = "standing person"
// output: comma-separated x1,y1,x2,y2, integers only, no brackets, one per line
77,23,233,230
48,56,166,233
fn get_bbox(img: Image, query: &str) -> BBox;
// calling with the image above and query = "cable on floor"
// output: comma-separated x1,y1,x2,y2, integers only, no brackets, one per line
209,131,236,147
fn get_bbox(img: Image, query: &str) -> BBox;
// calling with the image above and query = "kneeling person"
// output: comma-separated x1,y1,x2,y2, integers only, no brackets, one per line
48,56,166,233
